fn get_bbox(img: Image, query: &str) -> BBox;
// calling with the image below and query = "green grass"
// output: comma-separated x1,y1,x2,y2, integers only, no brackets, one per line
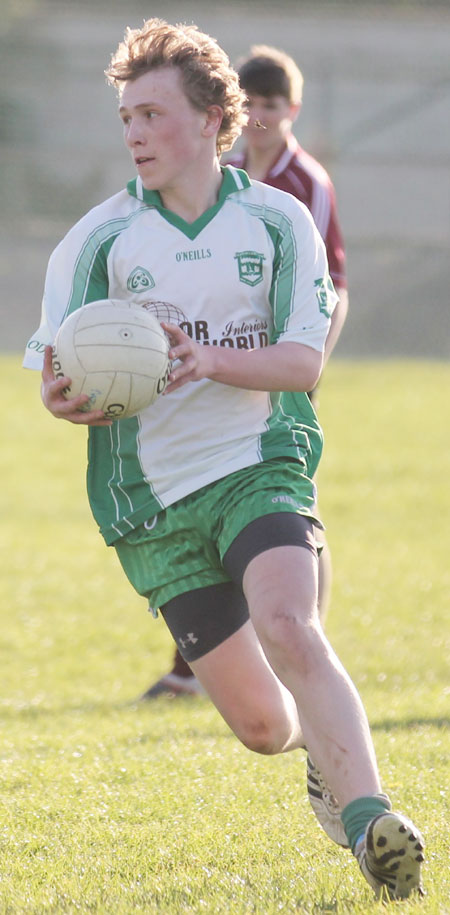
1,355,449,914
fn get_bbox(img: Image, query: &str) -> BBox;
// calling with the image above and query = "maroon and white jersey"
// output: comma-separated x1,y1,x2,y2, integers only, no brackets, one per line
228,133,347,291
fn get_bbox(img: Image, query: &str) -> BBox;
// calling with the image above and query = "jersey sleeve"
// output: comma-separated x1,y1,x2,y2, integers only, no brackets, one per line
269,200,338,353
23,218,110,370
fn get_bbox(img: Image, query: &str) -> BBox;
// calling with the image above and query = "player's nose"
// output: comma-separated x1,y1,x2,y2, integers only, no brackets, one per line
125,119,146,147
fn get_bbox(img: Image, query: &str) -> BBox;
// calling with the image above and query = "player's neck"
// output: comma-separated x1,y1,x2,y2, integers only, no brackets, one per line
244,138,288,181
158,160,222,224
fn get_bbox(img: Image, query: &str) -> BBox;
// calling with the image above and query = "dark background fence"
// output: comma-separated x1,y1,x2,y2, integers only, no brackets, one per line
1,0,449,357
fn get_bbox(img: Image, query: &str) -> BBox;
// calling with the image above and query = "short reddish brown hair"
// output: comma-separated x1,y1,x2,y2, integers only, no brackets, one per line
106,18,247,154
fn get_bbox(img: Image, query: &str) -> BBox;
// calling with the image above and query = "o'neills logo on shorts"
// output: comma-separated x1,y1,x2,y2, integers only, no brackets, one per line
234,250,265,286
272,495,306,508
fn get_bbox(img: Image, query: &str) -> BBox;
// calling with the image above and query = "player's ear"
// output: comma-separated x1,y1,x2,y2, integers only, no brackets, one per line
289,102,301,124
203,105,223,138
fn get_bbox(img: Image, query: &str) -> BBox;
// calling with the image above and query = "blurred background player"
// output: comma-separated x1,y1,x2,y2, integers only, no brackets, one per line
142,44,349,700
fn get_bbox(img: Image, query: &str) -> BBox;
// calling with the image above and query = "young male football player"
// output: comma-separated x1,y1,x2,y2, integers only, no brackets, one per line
24,18,424,901
144,44,348,700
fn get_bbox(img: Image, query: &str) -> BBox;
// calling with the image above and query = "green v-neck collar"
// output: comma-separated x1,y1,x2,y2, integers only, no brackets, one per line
126,165,251,240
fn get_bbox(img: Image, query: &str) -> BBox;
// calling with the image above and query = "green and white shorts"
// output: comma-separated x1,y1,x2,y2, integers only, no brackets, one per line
115,458,321,613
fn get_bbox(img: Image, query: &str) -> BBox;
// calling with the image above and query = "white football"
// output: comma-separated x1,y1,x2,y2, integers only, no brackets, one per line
52,299,171,420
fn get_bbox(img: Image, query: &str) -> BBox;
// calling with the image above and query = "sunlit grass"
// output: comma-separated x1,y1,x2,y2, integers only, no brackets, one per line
1,355,449,913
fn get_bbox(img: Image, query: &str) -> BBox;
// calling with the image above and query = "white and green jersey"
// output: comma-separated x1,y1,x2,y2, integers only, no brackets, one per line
24,166,337,545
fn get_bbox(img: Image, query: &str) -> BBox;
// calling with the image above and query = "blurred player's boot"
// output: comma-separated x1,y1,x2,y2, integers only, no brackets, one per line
355,812,425,900
140,649,203,699
306,755,348,847
140,671,203,698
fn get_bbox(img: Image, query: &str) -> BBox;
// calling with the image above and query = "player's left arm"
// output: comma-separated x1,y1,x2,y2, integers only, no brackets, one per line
162,325,322,394
323,285,348,364
163,200,332,395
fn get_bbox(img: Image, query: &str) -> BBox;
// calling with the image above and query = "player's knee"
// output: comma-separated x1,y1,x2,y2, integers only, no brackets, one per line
260,605,322,674
235,714,289,755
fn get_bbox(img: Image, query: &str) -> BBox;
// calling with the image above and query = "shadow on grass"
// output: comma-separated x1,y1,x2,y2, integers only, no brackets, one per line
1,701,449,735
0,696,450,731
371,717,450,731
0,694,207,719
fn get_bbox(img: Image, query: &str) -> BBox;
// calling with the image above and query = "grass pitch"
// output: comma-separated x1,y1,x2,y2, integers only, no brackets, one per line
1,355,449,914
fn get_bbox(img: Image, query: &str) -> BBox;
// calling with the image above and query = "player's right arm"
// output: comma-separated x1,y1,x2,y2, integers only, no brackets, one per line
24,190,129,373
26,197,126,424
40,345,112,426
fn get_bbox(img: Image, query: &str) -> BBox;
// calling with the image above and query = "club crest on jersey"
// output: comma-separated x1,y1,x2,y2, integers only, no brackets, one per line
314,276,334,317
126,266,155,293
234,250,265,287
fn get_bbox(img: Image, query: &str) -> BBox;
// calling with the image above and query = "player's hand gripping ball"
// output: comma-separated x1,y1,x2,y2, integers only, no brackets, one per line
52,300,171,420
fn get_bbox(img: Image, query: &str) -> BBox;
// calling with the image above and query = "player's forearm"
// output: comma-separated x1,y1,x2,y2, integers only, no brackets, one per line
323,287,348,363
208,341,323,392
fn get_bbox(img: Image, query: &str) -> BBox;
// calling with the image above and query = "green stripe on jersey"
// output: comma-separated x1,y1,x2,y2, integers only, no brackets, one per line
239,202,297,339
278,391,323,478
64,208,147,318
233,201,321,478
64,206,159,543
88,419,164,545
257,391,322,474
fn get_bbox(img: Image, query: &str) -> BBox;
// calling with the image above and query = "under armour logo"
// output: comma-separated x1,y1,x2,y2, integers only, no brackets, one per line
179,633,198,649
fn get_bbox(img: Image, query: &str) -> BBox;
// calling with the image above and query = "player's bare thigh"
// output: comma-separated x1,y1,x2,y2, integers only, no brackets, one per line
190,618,303,754
242,544,321,672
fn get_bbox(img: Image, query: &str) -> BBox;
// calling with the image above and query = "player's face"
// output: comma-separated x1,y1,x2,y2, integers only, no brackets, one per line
119,68,212,195
243,93,298,151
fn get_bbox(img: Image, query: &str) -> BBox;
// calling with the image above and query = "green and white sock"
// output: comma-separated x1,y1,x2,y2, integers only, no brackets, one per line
341,794,392,854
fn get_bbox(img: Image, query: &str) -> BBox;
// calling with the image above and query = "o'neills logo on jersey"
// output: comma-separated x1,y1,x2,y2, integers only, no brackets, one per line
127,266,155,293
234,250,265,287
